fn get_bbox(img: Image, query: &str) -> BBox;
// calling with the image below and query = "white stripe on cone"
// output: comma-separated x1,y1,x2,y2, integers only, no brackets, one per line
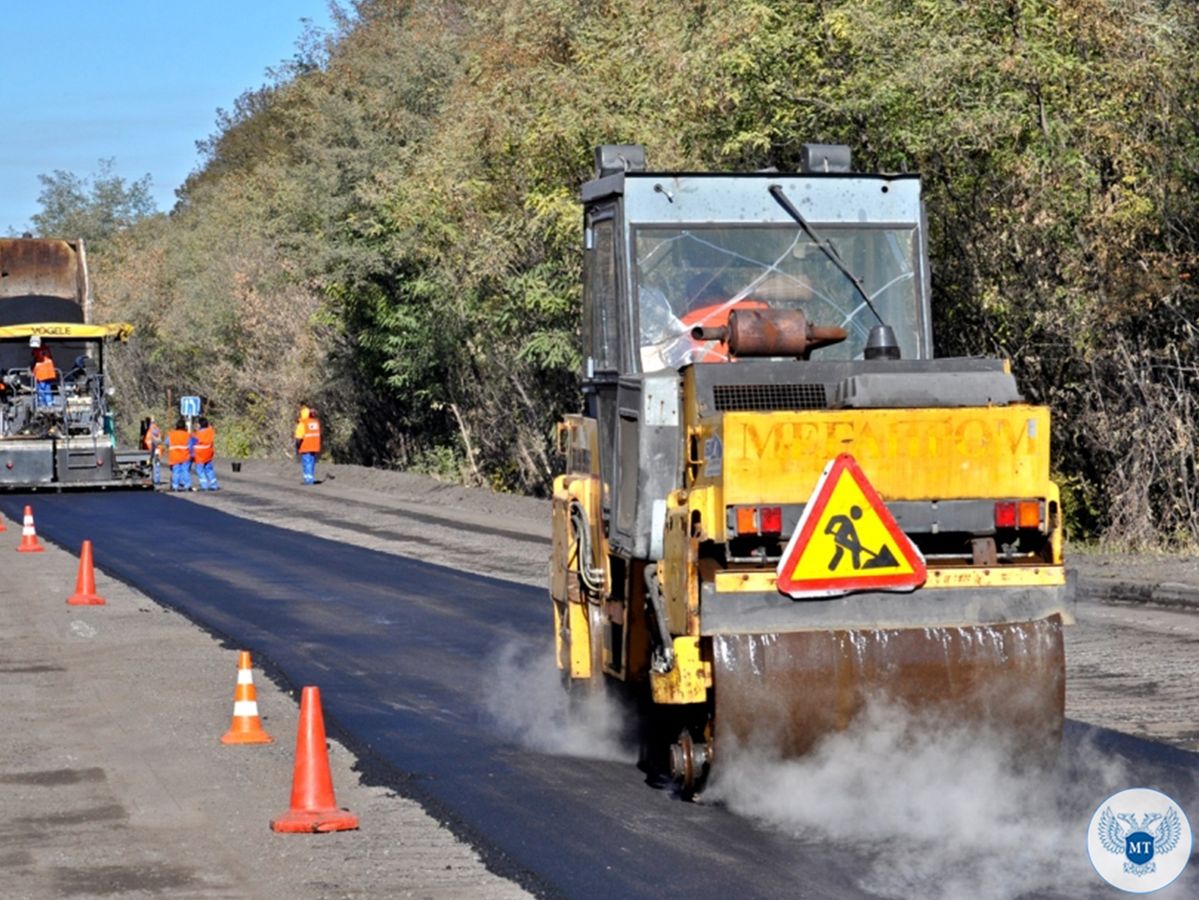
232,701,260,717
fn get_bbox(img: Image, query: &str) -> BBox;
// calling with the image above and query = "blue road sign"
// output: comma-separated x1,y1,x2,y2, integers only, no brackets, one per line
180,396,201,417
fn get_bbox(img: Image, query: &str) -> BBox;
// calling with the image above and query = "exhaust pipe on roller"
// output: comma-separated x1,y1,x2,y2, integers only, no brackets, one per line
691,308,847,359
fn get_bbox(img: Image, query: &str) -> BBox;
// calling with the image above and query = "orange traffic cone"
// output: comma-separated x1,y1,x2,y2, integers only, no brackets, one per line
66,540,106,606
16,505,44,553
0,511,6,532
271,686,358,833
220,651,273,745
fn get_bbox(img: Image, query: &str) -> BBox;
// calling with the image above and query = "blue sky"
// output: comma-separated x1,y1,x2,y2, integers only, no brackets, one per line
0,1,339,233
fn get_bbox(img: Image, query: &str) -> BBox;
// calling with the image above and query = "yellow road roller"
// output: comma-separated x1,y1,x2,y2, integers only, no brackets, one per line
550,144,1073,794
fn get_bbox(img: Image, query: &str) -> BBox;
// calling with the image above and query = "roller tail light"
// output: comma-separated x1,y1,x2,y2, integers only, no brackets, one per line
994,499,1043,530
732,505,783,536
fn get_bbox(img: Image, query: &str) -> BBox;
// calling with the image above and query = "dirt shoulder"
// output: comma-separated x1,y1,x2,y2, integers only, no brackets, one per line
0,511,530,900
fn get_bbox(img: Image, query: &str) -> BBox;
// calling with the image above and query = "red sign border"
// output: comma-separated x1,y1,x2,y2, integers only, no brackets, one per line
775,453,927,597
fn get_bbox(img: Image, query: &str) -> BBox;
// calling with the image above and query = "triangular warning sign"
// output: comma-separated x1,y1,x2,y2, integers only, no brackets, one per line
776,453,926,598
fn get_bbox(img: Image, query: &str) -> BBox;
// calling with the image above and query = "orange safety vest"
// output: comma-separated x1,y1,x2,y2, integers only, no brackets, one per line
167,429,191,465
32,350,56,382
298,417,322,454
144,426,163,457
192,425,215,464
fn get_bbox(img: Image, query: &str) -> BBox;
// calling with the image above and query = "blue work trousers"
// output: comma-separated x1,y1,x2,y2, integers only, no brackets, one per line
150,451,161,485
195,461,219,490
36,380,53,408
171,462,192,491
301,452,317,484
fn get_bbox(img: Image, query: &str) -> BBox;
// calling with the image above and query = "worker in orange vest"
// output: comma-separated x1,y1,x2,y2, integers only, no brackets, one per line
166,418,194,491
192,416,219,491
294,404,322,484
143,416,163,486
29,336,56,408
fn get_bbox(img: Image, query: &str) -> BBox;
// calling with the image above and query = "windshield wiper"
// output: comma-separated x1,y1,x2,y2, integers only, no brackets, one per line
768,184,885,326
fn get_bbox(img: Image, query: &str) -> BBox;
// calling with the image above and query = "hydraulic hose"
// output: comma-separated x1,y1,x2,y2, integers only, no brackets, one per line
569,501,605,597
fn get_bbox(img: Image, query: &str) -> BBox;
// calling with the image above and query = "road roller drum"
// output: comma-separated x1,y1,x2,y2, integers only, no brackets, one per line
710,618,1064,759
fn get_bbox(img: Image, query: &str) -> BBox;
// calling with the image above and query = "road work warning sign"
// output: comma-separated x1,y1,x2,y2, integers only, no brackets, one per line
776,453,927,598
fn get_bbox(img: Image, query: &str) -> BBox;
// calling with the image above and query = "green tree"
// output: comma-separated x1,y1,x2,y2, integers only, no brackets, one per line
32,158,157,246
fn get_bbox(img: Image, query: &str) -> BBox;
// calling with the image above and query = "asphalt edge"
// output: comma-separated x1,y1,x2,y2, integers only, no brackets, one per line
1075,574,1199,612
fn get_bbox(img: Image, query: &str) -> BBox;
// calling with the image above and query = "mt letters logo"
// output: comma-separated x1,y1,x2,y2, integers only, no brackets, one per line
1087,788,1192,892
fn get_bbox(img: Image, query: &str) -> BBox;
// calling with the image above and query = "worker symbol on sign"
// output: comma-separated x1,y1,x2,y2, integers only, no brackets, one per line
777,454,926,598
824,506,899,571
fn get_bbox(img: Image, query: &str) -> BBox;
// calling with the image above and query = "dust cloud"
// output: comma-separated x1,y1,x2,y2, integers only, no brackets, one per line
707,702,1134,900
482,642,635,762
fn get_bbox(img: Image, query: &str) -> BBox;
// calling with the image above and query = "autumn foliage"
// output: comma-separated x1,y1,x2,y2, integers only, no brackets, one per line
88,0,1199,547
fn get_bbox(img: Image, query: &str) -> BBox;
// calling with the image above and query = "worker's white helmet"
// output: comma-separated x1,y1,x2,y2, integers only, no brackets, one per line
29,335,41,348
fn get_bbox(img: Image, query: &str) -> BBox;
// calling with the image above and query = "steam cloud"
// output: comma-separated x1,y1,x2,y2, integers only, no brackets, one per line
482,642,634,762
482,648,1195,898
707,702,1148,900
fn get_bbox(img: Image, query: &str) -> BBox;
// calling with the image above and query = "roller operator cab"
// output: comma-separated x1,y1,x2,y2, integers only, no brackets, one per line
550,145,1073,795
